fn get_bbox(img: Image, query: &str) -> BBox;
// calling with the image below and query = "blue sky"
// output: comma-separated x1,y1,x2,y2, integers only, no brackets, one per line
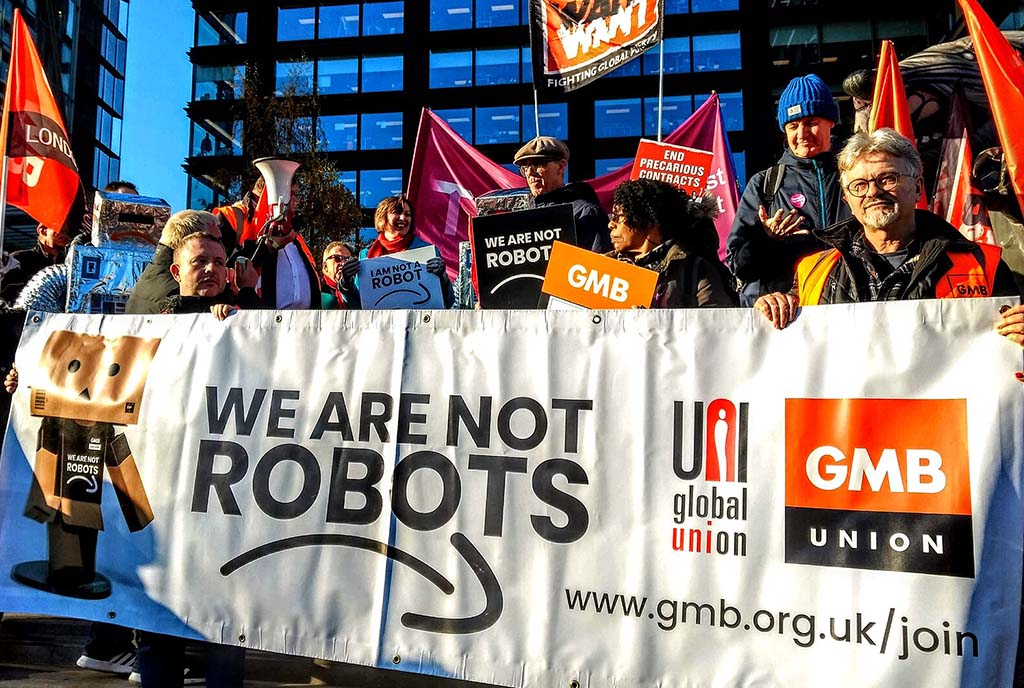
119,0,193,210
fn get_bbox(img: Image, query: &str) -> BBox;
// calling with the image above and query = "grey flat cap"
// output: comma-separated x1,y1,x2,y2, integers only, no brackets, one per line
513,136,570,165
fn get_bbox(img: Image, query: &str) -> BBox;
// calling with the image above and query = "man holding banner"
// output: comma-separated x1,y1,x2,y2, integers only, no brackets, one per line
514,136,611,253
727,74,850,306
755,129,1018,329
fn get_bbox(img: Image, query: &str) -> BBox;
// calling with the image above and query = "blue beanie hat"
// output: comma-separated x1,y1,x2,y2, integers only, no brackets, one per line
777,74,840,130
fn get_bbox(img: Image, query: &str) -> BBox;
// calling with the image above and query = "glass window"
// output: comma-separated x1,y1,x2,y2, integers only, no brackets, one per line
732,151,746,187
665,0,688,12
477,0,519,27
595,158,632,176
362,54,403,92
876,19,929,55
821,21,871,65
595,98,642,138
192,120,243,156
431,0,472,30
522,102,567,140
278,6,316,41
770,25,819,66
476,105,520,144
361,112,403,149
319,4,361,39
189,177,218,211
364,1,404,35
521,47,533,83
477,47,520,86
117,0,129,35
360,169,403,208
430,50,473,88
194,64,245,101
643,95,693,136
338,170,357,195
436,108,473,141
643,36,690,74
318,57,359,95
691,0,738,11
320,114,358,151
276,60,314,96
197,11,247,46
718,91,744,132
693,32,741,71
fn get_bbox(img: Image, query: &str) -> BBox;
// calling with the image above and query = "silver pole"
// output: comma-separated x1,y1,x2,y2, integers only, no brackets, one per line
0,153,9,296
657,39,665,142
533,88,541,138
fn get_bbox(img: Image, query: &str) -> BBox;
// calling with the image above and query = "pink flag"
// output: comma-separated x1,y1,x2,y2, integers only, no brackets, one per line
407,109,524,276
586,94,739,260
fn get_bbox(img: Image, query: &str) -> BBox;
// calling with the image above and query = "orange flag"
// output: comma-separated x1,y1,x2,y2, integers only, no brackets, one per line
957,0,1024,216
0,9,80,231
869,40,927,208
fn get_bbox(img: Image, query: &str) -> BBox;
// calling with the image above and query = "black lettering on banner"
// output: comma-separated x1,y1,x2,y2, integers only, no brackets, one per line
397,393,430,445
467,454,529,537
267,389,301,439
192,439,249,515
497,397,547,451
531,458,589,543
252,444,321,519
673,400,704,480
359,392,393,443
392,451,461,531
309,392,355,441
326,447,384,525
551,398,592,453
447,395,491,448
206,387,267,436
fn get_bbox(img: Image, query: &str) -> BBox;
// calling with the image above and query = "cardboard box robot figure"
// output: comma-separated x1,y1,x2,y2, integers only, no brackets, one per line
12,329,161,599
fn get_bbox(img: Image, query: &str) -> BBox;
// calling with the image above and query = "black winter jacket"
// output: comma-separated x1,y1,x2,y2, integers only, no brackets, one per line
727,148,851,296
528,181,611,253
125,243,177,315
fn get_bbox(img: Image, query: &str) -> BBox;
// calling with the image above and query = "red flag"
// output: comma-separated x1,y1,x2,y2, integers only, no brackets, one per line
586,94,740,260
528,0,665,93
957,0,1024,215
931,86,994,244
869,40,927,208
0,9,80,231
407,109,523,277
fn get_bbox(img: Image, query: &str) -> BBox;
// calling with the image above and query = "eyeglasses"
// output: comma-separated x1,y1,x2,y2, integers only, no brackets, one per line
324,254,350,263
519,160,557,176
844,172,909,198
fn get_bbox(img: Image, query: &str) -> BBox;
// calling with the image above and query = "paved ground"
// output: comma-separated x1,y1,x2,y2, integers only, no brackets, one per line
0,615,497,687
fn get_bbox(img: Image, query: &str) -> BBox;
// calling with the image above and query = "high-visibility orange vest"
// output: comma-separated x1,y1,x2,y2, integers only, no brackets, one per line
213,201,320,288
796,243,1002,305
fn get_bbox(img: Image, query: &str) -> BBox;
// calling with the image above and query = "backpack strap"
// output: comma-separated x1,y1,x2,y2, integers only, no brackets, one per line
759,163,786,210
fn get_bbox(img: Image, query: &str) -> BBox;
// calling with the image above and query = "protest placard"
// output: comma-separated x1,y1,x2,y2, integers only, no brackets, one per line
541,240,658,309
471,204,576,308
630,139,715,196
358,245,444,310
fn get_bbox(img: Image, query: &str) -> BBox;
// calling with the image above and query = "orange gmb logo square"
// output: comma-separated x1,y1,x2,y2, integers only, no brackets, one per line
541,240,659,309
785,398,971,516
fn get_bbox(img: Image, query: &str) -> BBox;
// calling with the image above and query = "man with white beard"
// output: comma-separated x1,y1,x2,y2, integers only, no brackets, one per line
754,128,1019,328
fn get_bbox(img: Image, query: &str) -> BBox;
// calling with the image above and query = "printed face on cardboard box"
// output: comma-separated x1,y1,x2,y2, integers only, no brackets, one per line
30,330,162,425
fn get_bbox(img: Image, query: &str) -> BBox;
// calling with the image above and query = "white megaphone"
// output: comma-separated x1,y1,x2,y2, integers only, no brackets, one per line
254,156,300,223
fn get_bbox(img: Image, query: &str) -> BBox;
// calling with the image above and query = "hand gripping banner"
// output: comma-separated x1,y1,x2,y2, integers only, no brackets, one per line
0,300,1022,687
529,0,666,93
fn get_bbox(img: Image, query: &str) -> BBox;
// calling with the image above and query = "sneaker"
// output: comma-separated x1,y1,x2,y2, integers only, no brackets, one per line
76,648,136,675
128,661,205,686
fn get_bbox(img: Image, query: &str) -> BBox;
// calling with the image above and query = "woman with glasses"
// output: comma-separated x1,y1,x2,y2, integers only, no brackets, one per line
607,179,738,308
338,194,454,308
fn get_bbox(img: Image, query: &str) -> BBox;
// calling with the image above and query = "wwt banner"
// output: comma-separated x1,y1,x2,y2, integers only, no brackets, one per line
0,301,1021,687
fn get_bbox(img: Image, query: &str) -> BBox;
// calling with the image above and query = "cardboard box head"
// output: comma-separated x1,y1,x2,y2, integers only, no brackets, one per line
30,331,162,425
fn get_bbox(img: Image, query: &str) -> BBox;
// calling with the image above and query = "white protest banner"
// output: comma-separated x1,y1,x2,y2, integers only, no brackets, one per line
358,245,444,309
630,139,715,195
0,299,1021,687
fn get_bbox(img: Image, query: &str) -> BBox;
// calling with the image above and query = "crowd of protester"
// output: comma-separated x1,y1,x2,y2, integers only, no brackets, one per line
2,72,1024,688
